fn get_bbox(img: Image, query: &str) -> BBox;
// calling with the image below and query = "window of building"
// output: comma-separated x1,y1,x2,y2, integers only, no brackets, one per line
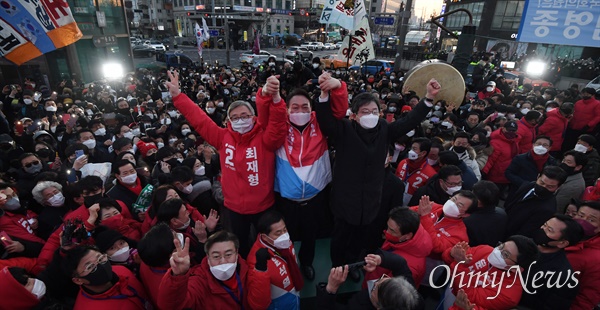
285,1,291,9
266,0,273,8
491,0,525,30
444,1,484,29
276,0,282,9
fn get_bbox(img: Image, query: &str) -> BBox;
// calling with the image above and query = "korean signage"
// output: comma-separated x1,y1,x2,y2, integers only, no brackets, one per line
517,0,600,47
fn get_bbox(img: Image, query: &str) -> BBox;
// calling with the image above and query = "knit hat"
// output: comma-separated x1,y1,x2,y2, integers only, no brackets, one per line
136,141,157,158
401,105,412,113
94,227,126,253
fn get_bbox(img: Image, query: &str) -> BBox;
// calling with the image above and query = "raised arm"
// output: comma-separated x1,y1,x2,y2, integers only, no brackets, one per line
314,73,347,139
260,76,288,151
388,79,439,142
256,75,282,127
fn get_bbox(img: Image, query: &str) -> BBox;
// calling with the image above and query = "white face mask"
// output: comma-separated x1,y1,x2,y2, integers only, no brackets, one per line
441,121,453,129
120,173,137,185
533,145,549,155
157,142,165,149
408,150,419,160
47,192,65,207
427,158,438,166
23,98,33,105
289,112,311,126
268,232,292,249
109,246,130,263
169,138,178,144
520,108,530,115
434,105,441,111
217,101,224,108
231,118,254,134
86,109,94,116
195,166,206,176
358,114,379,129
442,199,461,217
176,232,185,246
574,144,588,153
82,139,96,150
50,126,57,133
251,96,256,102
546,107,553,112
31,279,46,299
45,106,57,112
406,130,415,137
312,63,319,69
123,131,134,140
486,86,494,92
181,184,193,194
486,131,491,137
168,110,178,118
94,127,106,136
162,118,172,125
487,247,509,270
207,108,216,114
181,128,191,136
269,62,275,66
209,260,237,281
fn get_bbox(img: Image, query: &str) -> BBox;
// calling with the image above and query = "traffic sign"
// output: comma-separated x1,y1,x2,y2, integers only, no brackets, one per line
374,17,394,25
209,30,219,36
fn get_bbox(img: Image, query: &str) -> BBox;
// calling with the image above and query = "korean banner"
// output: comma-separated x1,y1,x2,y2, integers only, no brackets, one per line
320,0,366,30
517,0,600,47
0,0,82,65
195,18,210,57
336,17,375,66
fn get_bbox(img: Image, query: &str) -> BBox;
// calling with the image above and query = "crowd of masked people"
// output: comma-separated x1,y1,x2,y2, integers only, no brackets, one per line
0,53,599,310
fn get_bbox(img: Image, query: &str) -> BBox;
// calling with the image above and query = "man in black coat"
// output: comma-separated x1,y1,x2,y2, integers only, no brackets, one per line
505,166,568,238
505,135,557,195
464,180,507,246
315,74,440,280
106,160,151,221
408,164,463,206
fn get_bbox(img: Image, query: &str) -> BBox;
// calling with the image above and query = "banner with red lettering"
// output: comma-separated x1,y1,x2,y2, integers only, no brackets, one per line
336,17,374,66
0,0,82,65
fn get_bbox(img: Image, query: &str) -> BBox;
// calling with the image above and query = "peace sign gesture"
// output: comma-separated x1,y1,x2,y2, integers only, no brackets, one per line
170,236,191,276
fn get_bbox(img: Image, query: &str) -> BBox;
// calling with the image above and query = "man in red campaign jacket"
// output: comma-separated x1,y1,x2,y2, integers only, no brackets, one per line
157,231,270,310
567,201,600,309
0,266,46,310
63,245,150,310
569,88,600,132
537,103,573,153
441,236,539,310
247,211,304,309
482,121,521,185
396,138,437,206
165,71,287,256
363,207,432,287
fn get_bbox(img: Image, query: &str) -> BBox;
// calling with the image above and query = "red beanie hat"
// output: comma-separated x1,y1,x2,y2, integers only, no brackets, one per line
136,141,157,158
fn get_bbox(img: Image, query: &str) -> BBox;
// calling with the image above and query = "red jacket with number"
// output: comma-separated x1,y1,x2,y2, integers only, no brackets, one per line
569,97,600,131
139,262,168,310
537,108,570,151
34,201,132,274
442,245,523,310
0,209,45,244
157,255,271,310
173,91,287,215
73,265,149,310
482,129,521,184
517,117,536,154
566,234,600,310
410,204,468,258
0,266,41,310
395,159,437,197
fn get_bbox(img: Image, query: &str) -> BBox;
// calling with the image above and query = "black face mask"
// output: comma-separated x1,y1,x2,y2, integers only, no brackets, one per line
453,146,467,154
118,108,131,116
146,153,157,166
534,183,553,198
80,261,113,286
84,193,104,208
532,227,559,247
37,148,54,159
559,163,576,175
166,158,180,168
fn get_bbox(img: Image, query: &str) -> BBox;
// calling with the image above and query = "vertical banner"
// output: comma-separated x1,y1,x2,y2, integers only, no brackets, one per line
195,18,210,57
517,0,600,47
252,31,260,54
0,0,83,65
336,16,375,66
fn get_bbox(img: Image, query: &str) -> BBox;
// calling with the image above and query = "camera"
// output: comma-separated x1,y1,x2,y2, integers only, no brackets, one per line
61,219,90,247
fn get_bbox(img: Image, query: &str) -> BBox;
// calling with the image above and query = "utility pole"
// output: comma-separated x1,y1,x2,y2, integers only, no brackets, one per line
394,0,412,72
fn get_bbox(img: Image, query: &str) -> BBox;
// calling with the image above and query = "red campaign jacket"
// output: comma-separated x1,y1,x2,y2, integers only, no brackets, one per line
34,201,133,274
141,203,204,235
410,204,468,257
73,265,149,310
0,266,40,310
173,92,287,215
395,159,437,196
482,129,521,184
517,117,536,154
569,97,600,131
537,108,570,152
477,88,501,99
139,262,168,310
0,257,37,274
157,255,271,310
363,224,433,288
102,215,142,242
442,245,523,310
0,209,45,244
566,234,600,310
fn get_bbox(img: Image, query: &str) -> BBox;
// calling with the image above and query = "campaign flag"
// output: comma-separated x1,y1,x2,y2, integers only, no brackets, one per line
195,22,205,57
0,0,82,65
252,31,260,54
319,0,366,30
517,0,600,47
336,16,375,66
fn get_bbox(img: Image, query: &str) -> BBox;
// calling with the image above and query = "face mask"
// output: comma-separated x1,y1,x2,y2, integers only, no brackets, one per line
487,247,509,270
574,144,588,153
231,118,254,134
427,158,438,166
31,279,46,299
157,142,165,149
131,128,140,137
388,107,397,113
48,193,65,207
383,230,402,243
123,131,134,140
4,197,21,210
406,130,415,137
546,107,553,112
81,259,113,286
94,128,106,136
395,144,405,152
486,131,491,138
390,76,395,80
434,105,441,111
23,98,33,105
430,117,440,123
162,118,172,125
230,77,236,82
24,162,43,174
574,218,597,237
289,112,311,126
443,199,462,216
312,63,319,69
533,145,548,155
486,87,494,92
168,110,178,118
84,193,103,209
269,232,292,249
534,183,553,198
543,94,551,100
367,78,375,83
146,113,155,119
181,128,191,136
560,163,576,175
109,246,131,263
408,150,419,160
57,135,64,142
359,114,379,129
516,103,521,108
453,146,466,154
120,173,137,185
520,108,530,114
207,108,216,114
181,184,193,194
177,158,184,163
532,228,559,247
82,139,96,150
46,106,57,112
251,96,256,102
210,259,237,281
441,121,453,129
195,166,206,176
269,62,275,66
217,101,224,108
348,95,353,100
507,114,516,120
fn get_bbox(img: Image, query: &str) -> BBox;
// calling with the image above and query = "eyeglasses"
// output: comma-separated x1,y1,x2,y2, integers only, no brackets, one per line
359,109,379,116
230,114,251,122
24,160,40,168
497,242,518,265
533,142,550,148
443,179,463,187
80,253,109,276
370,273,390,294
